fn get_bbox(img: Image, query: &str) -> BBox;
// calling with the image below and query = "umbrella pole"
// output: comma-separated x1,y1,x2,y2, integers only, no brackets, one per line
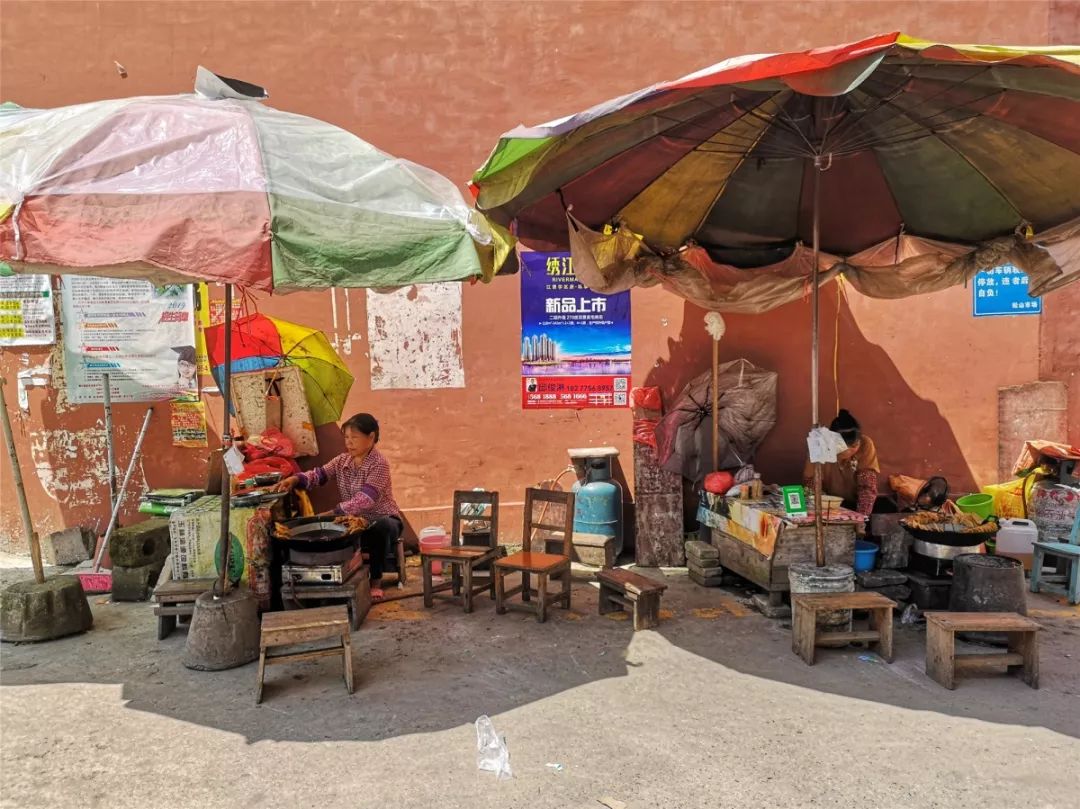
811,158,825,567
218,283,234,596
711,339,720,471
0,378,45,584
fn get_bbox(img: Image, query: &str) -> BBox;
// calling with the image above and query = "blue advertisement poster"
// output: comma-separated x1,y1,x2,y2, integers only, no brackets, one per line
520,251,631,409
972,264,1042,317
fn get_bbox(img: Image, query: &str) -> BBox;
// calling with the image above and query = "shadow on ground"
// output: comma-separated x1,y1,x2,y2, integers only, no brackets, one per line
2,562,1078,744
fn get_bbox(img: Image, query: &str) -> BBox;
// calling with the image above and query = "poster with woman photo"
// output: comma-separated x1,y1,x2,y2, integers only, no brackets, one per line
60,277,199,403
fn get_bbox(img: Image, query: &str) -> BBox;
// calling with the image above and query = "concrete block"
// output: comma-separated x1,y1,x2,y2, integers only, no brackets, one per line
1,576,93,642
689,570,725,587
751,592,791,619
688,561,724,579
571,533,616,568
111,562,163,602
41,528,92,566
856,569,908,588
684,540,719,561
108,518,171,568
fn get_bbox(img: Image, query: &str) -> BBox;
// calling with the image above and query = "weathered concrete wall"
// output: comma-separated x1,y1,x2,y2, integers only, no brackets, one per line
1,1,1076,551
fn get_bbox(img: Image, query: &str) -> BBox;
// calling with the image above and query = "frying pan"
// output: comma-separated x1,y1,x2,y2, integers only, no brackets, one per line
274,516,363,552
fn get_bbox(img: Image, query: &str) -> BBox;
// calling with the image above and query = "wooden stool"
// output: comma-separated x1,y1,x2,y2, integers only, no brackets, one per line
280,565,371,630
925,612,1042,690
791,592,896,665
153,577,216,640
596,569,668,631
256,605,354,703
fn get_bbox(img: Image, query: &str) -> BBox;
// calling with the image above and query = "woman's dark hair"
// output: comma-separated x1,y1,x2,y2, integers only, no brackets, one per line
172,345,197,365
342,413,379,443
830,409,861,447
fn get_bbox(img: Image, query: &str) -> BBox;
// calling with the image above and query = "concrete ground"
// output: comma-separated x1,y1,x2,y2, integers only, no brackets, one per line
1,553,1078,809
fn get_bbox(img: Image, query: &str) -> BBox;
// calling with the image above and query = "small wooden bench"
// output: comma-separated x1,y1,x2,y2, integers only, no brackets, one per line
280,565,371,631
925,612,1042,690
153,577,216,640
256,605,354,704
791,591,897,665
596,568,668,631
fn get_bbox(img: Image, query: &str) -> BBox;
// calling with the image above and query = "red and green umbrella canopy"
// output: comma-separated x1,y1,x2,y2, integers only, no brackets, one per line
1,69,512,291
471,34,1080,306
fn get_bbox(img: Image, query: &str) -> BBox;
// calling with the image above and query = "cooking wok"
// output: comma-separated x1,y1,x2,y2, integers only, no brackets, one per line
274,516,364,552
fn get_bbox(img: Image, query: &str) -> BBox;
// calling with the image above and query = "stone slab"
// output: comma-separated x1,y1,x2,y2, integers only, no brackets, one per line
856,569,908,588
41,527,92,566
684,540,719,561
689,570,726,587
1,576,93,642
751,592,791,619
112,562,164,602
688,561,724,579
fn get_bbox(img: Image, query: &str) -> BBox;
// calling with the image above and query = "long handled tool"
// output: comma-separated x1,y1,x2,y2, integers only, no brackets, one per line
0,377,45,584
75,406,154,594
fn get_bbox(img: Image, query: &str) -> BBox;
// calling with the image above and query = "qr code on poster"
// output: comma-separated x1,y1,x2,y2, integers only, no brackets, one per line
613,378,628,391
614,392,628,406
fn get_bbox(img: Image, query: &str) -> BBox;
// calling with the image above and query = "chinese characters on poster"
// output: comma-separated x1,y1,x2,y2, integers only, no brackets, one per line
520,251,631,409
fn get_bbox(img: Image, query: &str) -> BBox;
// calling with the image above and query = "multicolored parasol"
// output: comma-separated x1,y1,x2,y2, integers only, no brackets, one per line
1,68,512,289
203,314,353,427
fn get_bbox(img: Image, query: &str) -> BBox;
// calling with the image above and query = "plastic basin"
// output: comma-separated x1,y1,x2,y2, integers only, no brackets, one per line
419,533,451,575
956,493,994,520
853,540,879,573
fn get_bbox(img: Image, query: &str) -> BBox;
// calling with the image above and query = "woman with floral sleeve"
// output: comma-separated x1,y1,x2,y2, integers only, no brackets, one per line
275,413,401,601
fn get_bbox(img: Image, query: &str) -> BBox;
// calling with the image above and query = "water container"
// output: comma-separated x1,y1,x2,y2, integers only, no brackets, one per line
1031,481,1080,543
995,518,1039,570
571,456,624,556
418,526,451,575
853,540,879,573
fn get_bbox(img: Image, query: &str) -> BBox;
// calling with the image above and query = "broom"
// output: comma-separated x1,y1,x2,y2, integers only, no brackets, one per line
73,407,154,594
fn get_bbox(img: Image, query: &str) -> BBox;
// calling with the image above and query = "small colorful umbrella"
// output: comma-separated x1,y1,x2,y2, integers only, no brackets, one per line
203,314,353,427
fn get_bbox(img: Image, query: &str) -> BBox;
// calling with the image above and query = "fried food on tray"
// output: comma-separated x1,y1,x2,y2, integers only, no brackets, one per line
901,510,997,534
273,523,292,540
333,515,369,533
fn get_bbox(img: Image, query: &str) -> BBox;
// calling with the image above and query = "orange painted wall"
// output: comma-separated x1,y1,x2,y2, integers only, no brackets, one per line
1,1,1077,551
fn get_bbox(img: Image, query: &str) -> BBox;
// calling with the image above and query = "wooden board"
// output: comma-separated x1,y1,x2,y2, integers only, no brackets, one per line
712,523,856,594
596,568,667,595
633,443,683,567
793,592,897,610
925,612,1042,633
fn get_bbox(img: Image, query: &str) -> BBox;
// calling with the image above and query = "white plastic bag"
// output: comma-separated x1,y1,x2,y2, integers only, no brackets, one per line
475,715,512,780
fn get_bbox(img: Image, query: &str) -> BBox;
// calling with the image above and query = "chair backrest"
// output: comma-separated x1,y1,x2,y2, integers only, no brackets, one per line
451,490,499,549
522,487,575,556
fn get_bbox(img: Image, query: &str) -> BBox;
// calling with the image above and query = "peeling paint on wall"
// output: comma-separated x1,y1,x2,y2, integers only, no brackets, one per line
28,424,141,509
367,283,465,390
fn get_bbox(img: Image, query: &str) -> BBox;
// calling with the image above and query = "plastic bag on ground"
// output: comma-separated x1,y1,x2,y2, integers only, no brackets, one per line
475,715,512,780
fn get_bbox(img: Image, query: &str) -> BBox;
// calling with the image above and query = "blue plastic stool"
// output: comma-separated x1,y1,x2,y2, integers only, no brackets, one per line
1030,509,1080,605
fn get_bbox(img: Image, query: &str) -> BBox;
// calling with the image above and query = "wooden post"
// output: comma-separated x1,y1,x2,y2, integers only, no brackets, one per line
0,378,45,584
810,155,825,567
711,339,719,471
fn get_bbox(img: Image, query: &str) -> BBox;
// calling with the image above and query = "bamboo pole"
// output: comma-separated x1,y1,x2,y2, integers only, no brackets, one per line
0,378,45,584
92,407,154,572
711,339,720,471
103,372,118,531
217,283,234,596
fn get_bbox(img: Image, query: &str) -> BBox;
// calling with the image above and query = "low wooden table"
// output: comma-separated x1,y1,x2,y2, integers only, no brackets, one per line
925,612,1042,690
280,566,371,631
596,568,668,631
153,577,217,640
256,605,354,704
791,591,897,665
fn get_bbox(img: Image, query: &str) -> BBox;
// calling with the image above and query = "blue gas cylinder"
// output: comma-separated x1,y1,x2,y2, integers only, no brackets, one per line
571,457,624,556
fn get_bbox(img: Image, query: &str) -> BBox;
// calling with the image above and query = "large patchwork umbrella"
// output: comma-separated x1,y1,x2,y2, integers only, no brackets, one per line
471,33,1080,562
203,313,353,427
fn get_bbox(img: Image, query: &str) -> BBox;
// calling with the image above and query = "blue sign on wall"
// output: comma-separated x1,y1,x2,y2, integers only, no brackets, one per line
972,264,1042,317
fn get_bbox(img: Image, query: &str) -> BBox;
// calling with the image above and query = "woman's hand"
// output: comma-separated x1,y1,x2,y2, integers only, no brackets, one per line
272,475,299,494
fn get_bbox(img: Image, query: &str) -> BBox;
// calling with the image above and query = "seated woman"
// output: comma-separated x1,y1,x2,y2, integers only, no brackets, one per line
275,413,402,601
803,409,880,516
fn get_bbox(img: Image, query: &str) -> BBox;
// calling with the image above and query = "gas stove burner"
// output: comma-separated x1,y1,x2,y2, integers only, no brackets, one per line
281,549,365,585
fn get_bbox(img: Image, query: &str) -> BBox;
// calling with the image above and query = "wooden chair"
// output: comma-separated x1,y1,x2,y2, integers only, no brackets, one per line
422,490,506,613
1030,509,1080,605
494,488,575,622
